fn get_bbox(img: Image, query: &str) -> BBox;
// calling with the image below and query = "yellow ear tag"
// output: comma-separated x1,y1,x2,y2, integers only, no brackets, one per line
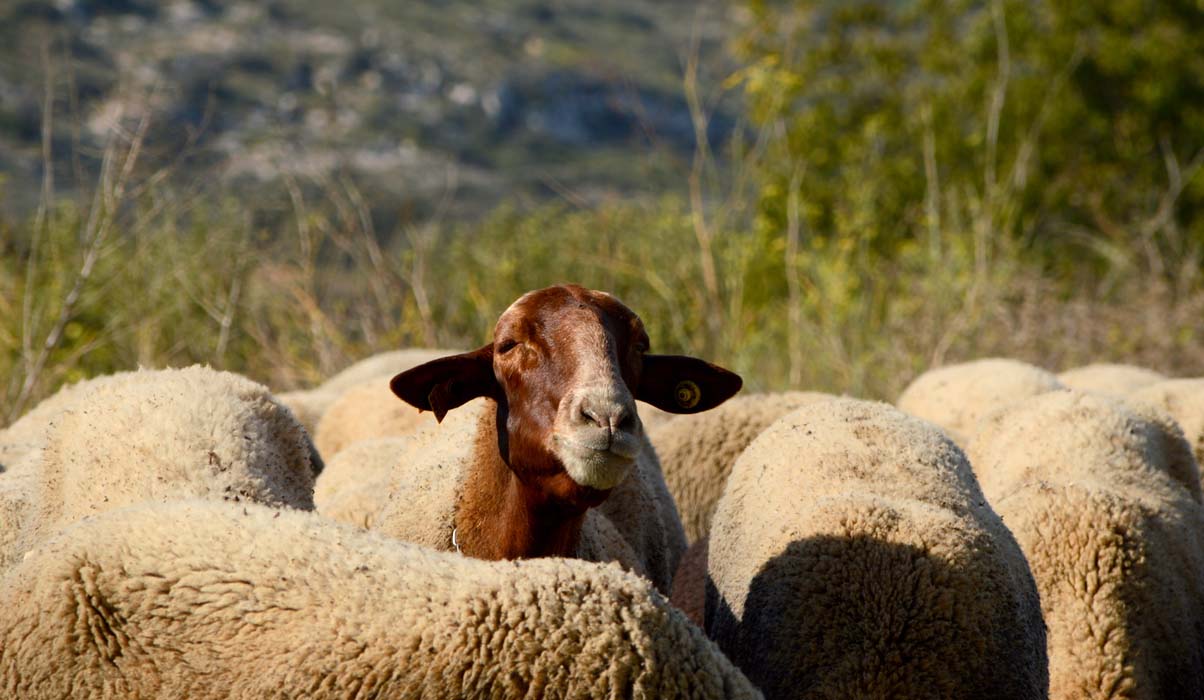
674,380,701,409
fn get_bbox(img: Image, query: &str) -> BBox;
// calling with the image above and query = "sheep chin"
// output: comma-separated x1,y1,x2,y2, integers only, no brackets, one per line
553,437,635,491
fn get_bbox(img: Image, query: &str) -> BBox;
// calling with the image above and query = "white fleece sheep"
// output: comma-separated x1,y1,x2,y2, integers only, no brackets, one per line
277,349,461,433
896,357,1064,444
0,499,762,700
370,399,688,594
10,366,321,567
314,378,438,457
706,398,1047,699
651,391,835,543
313,436,414,528
967,389,1204,700
1128,378,1204,483
1057,362,1166,396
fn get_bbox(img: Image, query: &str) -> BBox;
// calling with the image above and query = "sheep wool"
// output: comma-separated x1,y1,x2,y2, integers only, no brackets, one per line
371,399,686,593
314,378,438,458
896,357,1064,444
16,366,320,561
707,398,1047,700
967,389,1204,700
1128,378,1204,483
274,349,463,434
314,436,415,528
670,535,709,627
0,499,762,700
1057,362,1166,397
651,391,834,543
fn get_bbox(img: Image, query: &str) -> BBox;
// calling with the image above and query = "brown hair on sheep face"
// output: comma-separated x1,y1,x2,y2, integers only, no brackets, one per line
390,284,742,561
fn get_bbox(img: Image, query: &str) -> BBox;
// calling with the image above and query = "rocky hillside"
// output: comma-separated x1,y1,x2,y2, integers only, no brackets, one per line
0,0,737,223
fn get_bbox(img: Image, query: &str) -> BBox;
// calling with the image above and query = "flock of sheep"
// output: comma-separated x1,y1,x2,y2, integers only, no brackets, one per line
1,285,1203,699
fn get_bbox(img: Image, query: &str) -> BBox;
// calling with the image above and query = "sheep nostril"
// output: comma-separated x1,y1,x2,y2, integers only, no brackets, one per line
580,404,605,429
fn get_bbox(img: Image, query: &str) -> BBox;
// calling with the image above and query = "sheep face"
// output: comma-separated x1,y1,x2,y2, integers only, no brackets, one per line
391,284,742,508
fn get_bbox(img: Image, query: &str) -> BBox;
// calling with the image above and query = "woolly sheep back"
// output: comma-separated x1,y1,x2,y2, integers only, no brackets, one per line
967,389,1204,700
274,349,462,434
21,366,320,555
651,391,834,542
0,499,761,700
1057,362,1166,396
314,378,437,457
1128,378,1204,483
896,357,1064,444
707,398,1047,700
314,436,415,528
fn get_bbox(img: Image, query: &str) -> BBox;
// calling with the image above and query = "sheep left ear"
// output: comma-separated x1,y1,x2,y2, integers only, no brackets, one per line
635,355,742,414
390,344,497,422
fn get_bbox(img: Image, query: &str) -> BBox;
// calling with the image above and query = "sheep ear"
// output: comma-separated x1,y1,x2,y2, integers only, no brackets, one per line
635,355,742,414
390,345,497,423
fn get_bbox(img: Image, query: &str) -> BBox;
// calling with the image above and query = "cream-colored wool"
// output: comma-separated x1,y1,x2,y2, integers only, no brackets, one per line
670,535,708,627
274,349,463,434
651,391,835,543
0,453,38,571
637,402,675,431
371,399,686,593
274,389,330,433
314,378,438,457
314,437,415,528
0,499,762,700
707,399,1047,700
0,371,135,470
967,390,1204,700
321,348,461,396
1128,378,1204,483
15,366,320,562
1057,362,1166,396
896,357,1064,444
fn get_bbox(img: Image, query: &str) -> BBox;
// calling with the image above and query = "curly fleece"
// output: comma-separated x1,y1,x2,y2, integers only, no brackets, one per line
896,357,1064,445
1128,378,1204,489
706,398,1047,700
0,499,761,700
12,366,319,566
650,392,834,543
968,390,1204,700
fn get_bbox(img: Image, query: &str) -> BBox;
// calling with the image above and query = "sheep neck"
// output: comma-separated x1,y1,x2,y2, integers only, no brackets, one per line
454,401,586,560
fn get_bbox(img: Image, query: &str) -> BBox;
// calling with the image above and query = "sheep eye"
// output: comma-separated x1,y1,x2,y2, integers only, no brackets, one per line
497,339,519,355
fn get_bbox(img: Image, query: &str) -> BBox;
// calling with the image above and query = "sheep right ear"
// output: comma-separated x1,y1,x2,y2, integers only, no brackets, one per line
390,345,498,423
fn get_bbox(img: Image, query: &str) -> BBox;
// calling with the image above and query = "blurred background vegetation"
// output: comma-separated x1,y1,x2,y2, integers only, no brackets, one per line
3,0,1204,426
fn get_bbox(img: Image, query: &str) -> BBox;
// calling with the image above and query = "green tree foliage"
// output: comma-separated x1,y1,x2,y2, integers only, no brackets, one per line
735,0,1204,269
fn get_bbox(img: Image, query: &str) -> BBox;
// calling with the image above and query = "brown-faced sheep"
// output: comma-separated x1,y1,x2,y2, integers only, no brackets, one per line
706,398,1048,700
379,285,742,593
0,499,763,700
967,389,1204,700
896,357,1064,444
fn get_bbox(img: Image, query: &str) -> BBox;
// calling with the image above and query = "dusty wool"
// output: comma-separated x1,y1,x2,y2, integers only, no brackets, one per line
15,366,319,563
896,357,1064,445
1127,378,1204,486
707,398,1047,700
967,389,1204,700
0,499,761,700
650,391,834,542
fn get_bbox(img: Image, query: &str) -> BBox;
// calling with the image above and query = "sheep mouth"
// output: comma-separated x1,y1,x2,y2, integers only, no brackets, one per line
552,434,638,490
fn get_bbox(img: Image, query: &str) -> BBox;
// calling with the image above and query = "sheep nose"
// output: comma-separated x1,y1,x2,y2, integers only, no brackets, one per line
577,395,636,436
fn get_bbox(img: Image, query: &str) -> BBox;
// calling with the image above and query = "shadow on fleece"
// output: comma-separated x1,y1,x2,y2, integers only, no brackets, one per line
707,534,1045,700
